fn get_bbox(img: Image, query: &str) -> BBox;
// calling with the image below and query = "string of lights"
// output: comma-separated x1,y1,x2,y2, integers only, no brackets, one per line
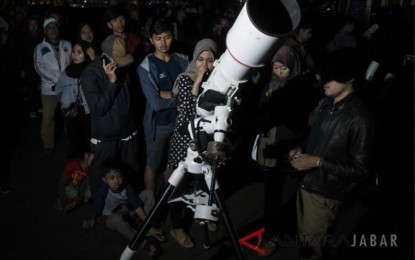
23,0,114,7
20,0,190,7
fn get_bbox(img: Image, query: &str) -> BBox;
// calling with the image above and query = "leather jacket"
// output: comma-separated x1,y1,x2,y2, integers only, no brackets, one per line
301,92,375,200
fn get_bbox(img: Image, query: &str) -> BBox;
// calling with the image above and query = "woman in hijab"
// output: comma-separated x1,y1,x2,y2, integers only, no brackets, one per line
167,38,217,248
55,40,94,159
254,45,322,257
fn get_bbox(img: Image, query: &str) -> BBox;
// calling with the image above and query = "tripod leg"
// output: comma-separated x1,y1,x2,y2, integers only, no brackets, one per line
214,189,245,260
120,184,175,260
203,222,211,249
121,161,190,259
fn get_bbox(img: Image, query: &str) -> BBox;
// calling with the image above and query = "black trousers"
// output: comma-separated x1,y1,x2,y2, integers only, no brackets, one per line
262,167,300,239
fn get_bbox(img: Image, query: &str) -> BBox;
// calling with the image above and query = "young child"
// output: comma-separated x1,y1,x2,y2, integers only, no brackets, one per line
82,157,166,256
55,152,93,213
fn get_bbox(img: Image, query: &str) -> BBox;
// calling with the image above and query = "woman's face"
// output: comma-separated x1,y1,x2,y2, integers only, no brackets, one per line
272,61,291,80
80,24,94,43
195,50,215,72
28,19,39,34
71,44,85,64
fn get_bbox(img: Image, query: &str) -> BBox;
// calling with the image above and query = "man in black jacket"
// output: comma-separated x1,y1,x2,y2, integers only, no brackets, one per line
80,35,141,228
289,48,375,260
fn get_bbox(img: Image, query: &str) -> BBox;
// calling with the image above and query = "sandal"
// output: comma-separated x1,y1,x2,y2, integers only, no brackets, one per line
141,236,163,258
170,230,194,248
257,239,277,257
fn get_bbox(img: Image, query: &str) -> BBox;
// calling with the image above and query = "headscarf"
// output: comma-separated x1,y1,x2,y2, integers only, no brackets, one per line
172,38,217,96
271,45,298,74
66,40,93,79
267,45,300,93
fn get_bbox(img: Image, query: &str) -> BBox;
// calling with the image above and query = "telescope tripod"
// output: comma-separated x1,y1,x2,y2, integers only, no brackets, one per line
120,143,245,260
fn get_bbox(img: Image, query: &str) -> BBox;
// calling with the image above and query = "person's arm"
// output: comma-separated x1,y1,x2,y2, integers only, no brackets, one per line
137,64,176,112
135,205,165,240
320,121,374,181
135,206,147,222
55,73,65,100
126,183,145,211
33,44,60,87
191,61,207,96
159,90,174,99
86,47,96,61
176,75,198,116
290,152,321,171
290,118,374,181
55,72,75,108
82,183,107,229
80,61,118,116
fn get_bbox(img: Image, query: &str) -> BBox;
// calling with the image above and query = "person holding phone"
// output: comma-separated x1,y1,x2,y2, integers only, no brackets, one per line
80,35,145,228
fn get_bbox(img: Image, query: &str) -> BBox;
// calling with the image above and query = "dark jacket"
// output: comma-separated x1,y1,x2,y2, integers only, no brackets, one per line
137,53,188,139
256,74,322,165
80,58,138,141
301,92,375,200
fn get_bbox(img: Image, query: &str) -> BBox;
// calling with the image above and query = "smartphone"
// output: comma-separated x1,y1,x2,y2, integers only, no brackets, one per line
101,55,111,65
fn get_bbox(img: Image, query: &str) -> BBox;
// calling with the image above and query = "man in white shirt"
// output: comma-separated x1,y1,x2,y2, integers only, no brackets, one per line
34,18,72,153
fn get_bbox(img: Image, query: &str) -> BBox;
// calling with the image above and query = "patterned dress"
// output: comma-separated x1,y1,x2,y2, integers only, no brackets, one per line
167,75,198,169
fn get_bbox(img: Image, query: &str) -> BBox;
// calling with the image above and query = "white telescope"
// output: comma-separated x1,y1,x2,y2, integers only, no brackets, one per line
195,0,301,142
120,1,301,259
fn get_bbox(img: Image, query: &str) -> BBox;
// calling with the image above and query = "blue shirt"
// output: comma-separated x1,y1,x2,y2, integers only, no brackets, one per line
148,55,183,125
138,53,189,139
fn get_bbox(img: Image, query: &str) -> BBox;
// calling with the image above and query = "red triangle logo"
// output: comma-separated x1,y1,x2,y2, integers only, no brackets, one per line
238,228,265,255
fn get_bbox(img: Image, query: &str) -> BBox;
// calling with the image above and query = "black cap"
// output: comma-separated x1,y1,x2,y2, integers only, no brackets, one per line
322,47,363,83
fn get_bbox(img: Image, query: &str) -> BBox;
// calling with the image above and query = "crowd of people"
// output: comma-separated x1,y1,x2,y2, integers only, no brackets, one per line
0,1,413,260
